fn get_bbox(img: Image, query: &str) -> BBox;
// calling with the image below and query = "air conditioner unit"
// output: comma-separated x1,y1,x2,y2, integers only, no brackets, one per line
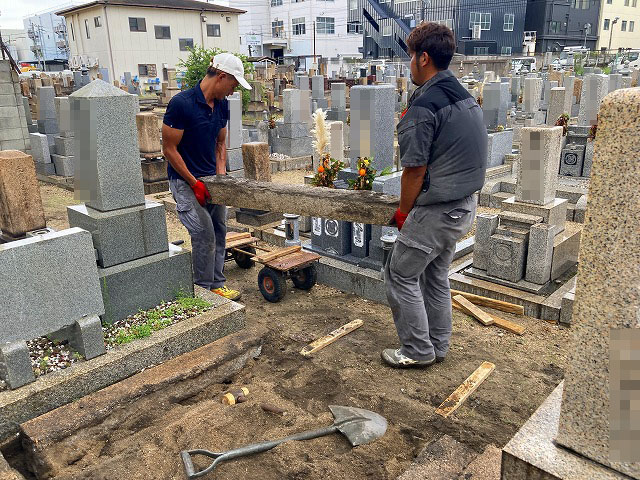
472,24,481,40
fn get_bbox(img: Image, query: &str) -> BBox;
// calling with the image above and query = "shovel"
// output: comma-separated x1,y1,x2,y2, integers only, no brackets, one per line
180,405,387,479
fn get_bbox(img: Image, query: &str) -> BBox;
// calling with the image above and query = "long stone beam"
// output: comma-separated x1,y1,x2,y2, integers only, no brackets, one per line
201,175,399,225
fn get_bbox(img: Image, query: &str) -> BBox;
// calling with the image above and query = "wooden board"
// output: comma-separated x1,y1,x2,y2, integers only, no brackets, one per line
226,232,251,242
266,251,321,272
202,175,398,225
450,289,525,315
255,246,301,263
452,301,525,336
452,295,495,326
435,361,496,418
300,319,364,357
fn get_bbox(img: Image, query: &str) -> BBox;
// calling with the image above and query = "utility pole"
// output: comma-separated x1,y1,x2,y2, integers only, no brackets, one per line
313,20,316,67
608,17,619,53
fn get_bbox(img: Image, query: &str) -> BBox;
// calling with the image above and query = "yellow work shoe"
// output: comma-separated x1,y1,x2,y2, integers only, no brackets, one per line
211,285,242,301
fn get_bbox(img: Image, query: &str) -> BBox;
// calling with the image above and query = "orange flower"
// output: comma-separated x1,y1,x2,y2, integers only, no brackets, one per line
359,168,366,176
318,165,325,173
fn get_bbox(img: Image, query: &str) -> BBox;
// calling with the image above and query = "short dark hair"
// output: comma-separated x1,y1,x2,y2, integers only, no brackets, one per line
406,22,455,70
206,66,220,77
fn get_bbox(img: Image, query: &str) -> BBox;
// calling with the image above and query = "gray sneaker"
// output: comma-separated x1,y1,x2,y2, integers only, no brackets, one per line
381,348,436,368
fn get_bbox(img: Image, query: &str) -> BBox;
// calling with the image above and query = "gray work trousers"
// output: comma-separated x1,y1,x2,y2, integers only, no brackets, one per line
169,178,227,290
385,195,476,361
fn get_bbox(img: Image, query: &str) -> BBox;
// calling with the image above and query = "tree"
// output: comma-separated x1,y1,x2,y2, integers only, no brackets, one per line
178,45,254,112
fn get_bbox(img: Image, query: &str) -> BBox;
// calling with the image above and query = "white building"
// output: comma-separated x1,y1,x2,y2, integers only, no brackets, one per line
232,0,363,72
22,10,70,70
56,0,244,84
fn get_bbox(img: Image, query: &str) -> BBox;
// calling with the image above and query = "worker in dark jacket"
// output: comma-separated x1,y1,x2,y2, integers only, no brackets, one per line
382,23,487,368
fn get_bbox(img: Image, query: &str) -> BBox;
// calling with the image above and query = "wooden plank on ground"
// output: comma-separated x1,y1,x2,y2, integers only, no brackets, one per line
201,175,398,225
452,295,494,326
255,245,301,263
226,232,252,242
435,361,496,418
452,301,525,336
266,251,321,271
450,289,524,315
300,319,364,357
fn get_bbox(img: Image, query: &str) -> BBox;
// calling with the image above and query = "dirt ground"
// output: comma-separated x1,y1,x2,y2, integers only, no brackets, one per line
15,180,570,479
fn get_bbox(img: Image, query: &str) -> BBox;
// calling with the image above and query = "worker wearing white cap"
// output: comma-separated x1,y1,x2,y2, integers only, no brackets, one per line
162,53,251,301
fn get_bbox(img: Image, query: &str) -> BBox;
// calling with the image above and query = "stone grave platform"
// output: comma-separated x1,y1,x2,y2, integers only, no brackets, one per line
0,288,246,443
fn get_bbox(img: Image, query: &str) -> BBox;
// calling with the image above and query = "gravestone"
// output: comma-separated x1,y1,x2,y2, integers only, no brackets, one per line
51,96,75,177
36,86,59,148
236,142,280,226
311,75,328,109
329,121,344,164
0,228,105,389
327,83,347,122
559,143,585,177
578,74,608,127
563,76,576,114
608,73,622,93
502,88,640,480
226,92,243,175
522,77,543,115
67,79,192,323
483,81,510,130
0,150,46,238
546,87,566,126
272,89,312,156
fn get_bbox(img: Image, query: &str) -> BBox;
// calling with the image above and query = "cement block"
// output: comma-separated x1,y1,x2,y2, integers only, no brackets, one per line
501,197,567,235
525,223,555,284
70,79,145,212
29,132,51,163
68,315,106,360
135,113,161,153
559,291,575,325
550,224,581,280
67,201,169,268
52,154,75,177
0,228,105,343
0,341,35,389
99,244,193,324
486,234,527,283
473,214,499,270
54,135,74,156
241,142,271,181
141,158,168,183
35,163,55,175
55,96,71,133
225,147,243,172
37,118,58,134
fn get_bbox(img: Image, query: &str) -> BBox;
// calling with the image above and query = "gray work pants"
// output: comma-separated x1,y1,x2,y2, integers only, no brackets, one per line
385,195,476,361
169,178,227,290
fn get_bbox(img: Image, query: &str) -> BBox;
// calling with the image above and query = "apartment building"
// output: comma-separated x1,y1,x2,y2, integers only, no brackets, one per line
596,0,640,50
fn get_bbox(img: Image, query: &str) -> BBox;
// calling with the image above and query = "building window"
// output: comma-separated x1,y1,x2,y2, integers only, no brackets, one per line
138,64,149,76
630,20,635,31
179,38,194,51
154,25,170,39
604,18,610,29
503,13,514,31
271,0,283,5
292,17,306,35
382,24,392,36
607,0,612,3
207,24,221,37
572,0,589,8
272,20,284,37
349,0,357,9
138,64,157,77
129,17,146,32
469,12,491,31
549,21,562,33
621,20,627,30
84,19,90,39
474,46,489,55
316,17,335,34
94,16,102,27
347,21,362,34
292,0,305,3
501,46,512,55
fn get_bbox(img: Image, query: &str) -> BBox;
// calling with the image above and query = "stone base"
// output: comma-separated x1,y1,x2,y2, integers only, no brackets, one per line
99,244,193,324
501,197,568,235
465,266,550,294
143,180,169,194
271,136,312,157
326,109,348,122
51,154,74,177
68,201,168,268
227,169,245,178
35,162,55,176
54,135,73,156
140,158,168,183
226,147,243,172
502,382,631,480
235,208,282,227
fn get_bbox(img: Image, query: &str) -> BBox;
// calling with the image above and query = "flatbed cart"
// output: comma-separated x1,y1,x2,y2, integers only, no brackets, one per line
225,232,321,303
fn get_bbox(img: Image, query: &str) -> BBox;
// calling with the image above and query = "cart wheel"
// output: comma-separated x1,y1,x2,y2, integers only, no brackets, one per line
291,264,317,291
234,246,256,269
258,267,287,302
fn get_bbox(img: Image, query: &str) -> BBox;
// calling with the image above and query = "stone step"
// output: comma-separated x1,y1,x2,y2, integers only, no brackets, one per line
498,211,544,226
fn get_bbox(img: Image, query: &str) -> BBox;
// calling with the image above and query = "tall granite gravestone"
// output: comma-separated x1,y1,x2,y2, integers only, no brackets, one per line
51,97,75,177
36,86,59,153
0,61,31,154
67,79,192,323
563,76,576,114
483,81,510,130
272,89,313,156
546,87,566,126
502,88,640,480
0,228,106,389
225,92,244,176
327,83,348,122
523,77,543,116
466,126,580,291
311,75,328,109
578,74,608,127
0,150,46,239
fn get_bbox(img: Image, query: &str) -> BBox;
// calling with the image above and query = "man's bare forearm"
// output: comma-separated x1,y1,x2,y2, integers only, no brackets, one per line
164,147,197,186
216,140,226,175
399,166,428,213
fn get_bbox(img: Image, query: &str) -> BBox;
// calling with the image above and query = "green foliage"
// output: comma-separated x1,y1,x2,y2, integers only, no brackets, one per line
348,157,377,190
312,154,345,188
378,166,393,177
177,45,254,111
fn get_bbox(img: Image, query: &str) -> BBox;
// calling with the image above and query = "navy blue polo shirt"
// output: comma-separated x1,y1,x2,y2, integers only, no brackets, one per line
163,81,230,180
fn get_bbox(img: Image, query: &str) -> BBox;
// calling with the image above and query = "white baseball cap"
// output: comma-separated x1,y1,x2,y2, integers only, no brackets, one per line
210,53,251,90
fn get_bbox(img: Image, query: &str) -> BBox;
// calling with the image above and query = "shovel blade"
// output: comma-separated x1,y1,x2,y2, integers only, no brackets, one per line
329,405,387,447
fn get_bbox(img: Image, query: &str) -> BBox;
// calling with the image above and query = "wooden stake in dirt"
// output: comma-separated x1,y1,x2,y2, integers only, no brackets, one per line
450,290,524,315
300,319,364,357
452,295,494,326
435,361,496,418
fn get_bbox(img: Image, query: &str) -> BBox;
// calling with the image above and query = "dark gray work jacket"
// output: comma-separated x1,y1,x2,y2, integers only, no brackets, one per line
397,70,487,205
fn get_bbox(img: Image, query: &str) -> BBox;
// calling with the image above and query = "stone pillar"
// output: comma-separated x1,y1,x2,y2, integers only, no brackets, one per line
523,77,543,115
135,113,161,153
272,89,312,157
242,142,271,182
327,83,347,121
556,88,640,478
0,150,46,238
311,75,327,109
225,92,243,175
329,121,344,164
483,81,510,130
546,87,566,126
517,126,563,205
563,76,575,114
577,74,608,126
